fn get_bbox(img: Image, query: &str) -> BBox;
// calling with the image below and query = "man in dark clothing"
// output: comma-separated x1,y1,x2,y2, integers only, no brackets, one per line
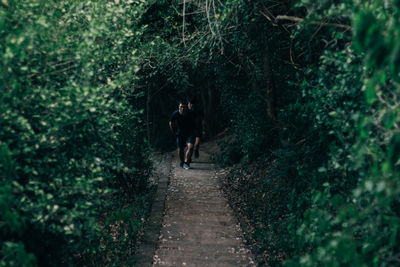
169,100,195,169
187,97,205,159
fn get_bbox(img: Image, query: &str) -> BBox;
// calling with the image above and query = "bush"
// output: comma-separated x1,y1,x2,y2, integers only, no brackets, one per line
212,1,400,265
1,0,152,265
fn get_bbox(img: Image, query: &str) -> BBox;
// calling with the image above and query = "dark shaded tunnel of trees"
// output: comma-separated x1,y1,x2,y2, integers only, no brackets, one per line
2,0,400,266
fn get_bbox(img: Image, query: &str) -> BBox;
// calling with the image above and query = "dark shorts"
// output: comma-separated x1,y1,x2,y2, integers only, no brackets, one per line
194,128,202,138
176,135,194,149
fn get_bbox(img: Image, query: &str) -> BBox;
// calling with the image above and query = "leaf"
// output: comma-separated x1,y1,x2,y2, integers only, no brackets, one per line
318,167,327,172
382,110,395,129
365,82,376,104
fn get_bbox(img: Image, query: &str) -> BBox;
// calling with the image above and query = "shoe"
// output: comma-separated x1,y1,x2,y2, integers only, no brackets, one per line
183,162,190,169
179,162,184,168
194,149,199,158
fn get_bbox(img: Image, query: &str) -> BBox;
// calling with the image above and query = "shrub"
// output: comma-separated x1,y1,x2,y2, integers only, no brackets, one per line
1,0,152,265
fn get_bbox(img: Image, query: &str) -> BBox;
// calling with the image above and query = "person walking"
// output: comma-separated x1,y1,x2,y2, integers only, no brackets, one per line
187,96,206,159
169,100,195,169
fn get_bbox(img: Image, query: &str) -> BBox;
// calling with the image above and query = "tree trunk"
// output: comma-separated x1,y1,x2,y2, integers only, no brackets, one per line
263,49,277,121
146,86,151,143
207,79,215,136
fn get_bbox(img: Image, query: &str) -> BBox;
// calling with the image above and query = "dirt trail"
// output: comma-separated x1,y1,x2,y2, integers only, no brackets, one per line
138,140,255,266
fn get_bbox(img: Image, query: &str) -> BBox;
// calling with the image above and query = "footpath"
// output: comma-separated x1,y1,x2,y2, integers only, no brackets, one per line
137,140,256,266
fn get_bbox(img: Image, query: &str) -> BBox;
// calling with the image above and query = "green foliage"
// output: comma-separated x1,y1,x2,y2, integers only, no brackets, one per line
205,0,400,266
1,0,153,265
213,136,243,167
125,0,400,264
284,1,400,266
220,87,276,162
4,0,398,265
0,242,37,267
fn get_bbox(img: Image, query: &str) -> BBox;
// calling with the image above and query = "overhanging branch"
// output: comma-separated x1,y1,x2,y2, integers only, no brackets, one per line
275,15,352,31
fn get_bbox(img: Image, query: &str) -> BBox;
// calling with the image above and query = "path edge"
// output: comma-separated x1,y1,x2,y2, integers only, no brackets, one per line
134,153,173,266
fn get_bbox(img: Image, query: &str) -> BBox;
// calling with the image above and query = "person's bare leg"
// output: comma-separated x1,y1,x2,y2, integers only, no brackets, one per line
188,137,199,162
194,137,200,150
194,137,200,158
185,143,194,163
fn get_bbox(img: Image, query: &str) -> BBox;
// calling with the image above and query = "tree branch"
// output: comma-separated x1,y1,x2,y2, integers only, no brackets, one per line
182,0,186,46
275,15,352,31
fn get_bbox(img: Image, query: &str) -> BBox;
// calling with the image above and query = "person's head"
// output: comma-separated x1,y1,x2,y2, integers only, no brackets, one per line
187,96,196,109
178,100,188,115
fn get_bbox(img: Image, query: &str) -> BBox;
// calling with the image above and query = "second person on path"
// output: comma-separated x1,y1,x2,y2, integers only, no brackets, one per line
187,96,206,160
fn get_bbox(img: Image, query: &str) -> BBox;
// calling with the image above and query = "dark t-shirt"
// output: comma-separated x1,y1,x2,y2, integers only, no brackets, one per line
169,110,195,136
189,108,204,135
